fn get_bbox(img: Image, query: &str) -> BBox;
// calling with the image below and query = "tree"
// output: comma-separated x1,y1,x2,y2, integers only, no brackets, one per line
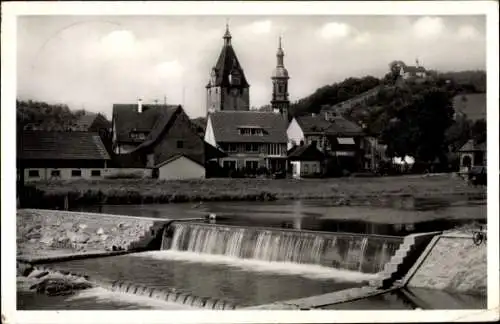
380,87,454,163
471,118,486,144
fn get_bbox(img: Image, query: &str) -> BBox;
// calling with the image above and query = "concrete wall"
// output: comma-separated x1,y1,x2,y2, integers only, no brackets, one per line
158,156,205,180
17,209,169,258
405,232,487,296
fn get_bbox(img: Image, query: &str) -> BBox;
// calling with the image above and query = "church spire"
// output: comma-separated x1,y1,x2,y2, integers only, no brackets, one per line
223,21,232,46
276,35,285,67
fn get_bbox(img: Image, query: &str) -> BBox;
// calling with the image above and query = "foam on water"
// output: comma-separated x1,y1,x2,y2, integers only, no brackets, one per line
132,250,380,282
66,287,193,310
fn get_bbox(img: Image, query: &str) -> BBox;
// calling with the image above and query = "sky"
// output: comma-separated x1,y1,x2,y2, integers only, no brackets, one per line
17,15,486,119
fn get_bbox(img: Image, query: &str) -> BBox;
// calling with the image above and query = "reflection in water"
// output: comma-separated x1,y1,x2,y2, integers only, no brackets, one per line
74,198,486,237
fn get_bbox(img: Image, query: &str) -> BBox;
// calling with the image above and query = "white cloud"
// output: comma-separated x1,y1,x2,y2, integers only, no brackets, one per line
156,60,184,78
412,16,445,39
100,30,137,57
457,25,479,40
318,22,351,40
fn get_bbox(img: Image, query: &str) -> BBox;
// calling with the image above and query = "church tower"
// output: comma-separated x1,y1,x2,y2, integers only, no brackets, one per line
271,36,289,122
206,24,250,116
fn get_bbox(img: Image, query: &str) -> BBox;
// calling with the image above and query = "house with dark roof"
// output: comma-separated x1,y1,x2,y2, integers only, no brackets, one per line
287,114,365,173
18,131,111,182
458,139,486,173
205,111,288,175
111,101,224,180
288,144,326,179
71,111,111,133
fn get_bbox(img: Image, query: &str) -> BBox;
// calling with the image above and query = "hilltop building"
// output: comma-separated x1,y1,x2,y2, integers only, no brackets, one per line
398,59,431,80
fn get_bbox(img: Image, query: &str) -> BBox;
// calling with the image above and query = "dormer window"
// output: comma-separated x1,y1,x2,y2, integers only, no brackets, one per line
239,126,264,136
130,131,148,140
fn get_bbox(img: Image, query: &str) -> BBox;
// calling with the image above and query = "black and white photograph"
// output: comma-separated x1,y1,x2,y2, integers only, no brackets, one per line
2,1,499,323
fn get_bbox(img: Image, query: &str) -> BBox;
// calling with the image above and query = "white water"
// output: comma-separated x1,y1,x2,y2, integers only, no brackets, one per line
164,223,401,274
66,287,193,310
132,250,380,282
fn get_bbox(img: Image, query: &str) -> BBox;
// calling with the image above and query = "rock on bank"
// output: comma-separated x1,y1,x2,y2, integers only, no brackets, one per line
17,209,169,259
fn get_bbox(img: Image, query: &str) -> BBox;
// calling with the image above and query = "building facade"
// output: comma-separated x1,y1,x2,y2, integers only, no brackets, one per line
111,102,210,180
18,131,111,183
287,114,365,173
204,111,288,175
205,24,250,115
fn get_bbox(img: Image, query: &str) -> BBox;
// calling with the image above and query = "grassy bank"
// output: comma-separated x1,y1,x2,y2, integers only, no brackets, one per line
22,174,486,208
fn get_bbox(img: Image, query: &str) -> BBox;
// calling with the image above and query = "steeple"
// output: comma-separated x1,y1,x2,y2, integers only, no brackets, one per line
205,22,250,115
271,35,290,122
277,35,284,67
223,22,232,46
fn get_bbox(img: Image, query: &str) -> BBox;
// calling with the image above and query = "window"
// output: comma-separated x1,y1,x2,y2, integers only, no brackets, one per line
130,132,147,140
269,143,282,155
226,144,237,152
28,170,39,178
71,170,82,177
51,170,61,177
304,164,309,174
245,143,259,152
239,127,263,136
245,160,259,170
177,140,184,149
91,170,101,177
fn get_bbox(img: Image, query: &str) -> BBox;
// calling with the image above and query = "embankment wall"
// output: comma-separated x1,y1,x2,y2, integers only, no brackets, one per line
404,232,487,296
17,209,169,258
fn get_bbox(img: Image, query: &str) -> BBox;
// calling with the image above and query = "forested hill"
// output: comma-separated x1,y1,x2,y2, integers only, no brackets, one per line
288,70,486,118
289,76,381,117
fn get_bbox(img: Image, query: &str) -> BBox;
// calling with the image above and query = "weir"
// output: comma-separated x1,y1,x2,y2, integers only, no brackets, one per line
161,223,404,274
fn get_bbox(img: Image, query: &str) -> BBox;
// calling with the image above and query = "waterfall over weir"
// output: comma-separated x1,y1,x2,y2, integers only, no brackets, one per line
161,223,403,274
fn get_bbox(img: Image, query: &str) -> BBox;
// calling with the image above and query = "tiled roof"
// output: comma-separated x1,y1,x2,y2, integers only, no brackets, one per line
112,104,179,144
74,112,97,130
288,144,326,161
296,115,364,136
212,43,249,88
459,139,486,152
404,66,427,74
210,111,287,143
19,131,111,160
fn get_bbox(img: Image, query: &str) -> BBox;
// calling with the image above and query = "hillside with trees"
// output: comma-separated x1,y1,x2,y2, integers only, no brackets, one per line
285,63,486,169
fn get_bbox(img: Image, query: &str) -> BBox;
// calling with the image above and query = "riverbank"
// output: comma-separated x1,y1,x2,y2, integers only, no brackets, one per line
24,173,485,208
17,209,169,260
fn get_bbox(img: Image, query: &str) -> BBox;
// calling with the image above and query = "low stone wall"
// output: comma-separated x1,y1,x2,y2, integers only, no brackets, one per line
17,209,169,258
405,232,487,296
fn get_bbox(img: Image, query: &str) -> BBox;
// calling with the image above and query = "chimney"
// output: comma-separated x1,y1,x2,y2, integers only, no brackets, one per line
137,98,143,113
